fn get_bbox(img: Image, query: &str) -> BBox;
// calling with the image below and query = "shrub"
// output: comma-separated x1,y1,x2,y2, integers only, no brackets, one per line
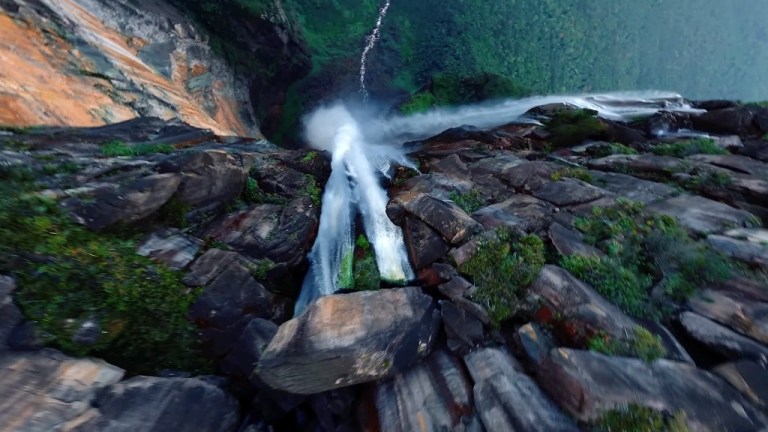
545,108,606,148
588,327,667,362
652,138,727,157
301,151,318,163
592,142,639,157
550,167,593,183
459,230,545,324
449,189,485,214
302,175,322,207
598,405,689,432
100,140,175,157
0,180,208,374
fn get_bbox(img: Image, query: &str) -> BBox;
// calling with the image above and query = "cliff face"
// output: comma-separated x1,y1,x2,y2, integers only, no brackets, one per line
0,0,260,136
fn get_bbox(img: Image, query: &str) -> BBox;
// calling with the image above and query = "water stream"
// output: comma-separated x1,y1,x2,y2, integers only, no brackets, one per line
359,0,391,103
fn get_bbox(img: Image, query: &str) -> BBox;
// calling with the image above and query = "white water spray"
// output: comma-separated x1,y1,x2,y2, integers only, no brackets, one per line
359,0,391,103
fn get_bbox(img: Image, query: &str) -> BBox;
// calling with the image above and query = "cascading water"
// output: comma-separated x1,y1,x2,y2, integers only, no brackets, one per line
359,0,391,103
294,90,702,315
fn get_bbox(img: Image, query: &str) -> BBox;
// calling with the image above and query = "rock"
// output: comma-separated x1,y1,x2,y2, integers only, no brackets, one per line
7,320,47,351
68,173,181,231
537,348,768,430
514,323,556,368
375,350,480,432
642,321,695,365
691,107,757,135
220,318,278,381
688,154,768,177
548,222,603,257
182,248,239,287
402,217,450,270
500,161,562,193
0,350,124,430
678,312,768,363
588,171,677,204
528,265,639,342
258,287,440,394
137,228,201,269
75,376,239,432
646,194,757,235
0,276,20,352
713,361,768,411
399,194,482,244
472,195,554,233
739,139,768,163
438,277,492,325
440,301,484,354
465,348,578,432
533,178,608,207
707,234,768,267
587,154,686,177
688,287,768,345
156,150,248,208
431,153,471,180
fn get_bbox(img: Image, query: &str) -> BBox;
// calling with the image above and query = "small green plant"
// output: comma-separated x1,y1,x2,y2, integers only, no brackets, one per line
680,170,732,191
550,167,593,183
301,151,318,163
459,230,545,324
588,327,667,362
100,140,175,157
592,142,639,157
339,249,354,289
598,405,689,432
545,108,606,148
248,259,274,280
302,175,322,207
652,138,727,157
448,189,485,214
244,177,263,203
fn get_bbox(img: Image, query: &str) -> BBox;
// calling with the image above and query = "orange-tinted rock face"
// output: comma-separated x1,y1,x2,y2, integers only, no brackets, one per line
0,0,260,137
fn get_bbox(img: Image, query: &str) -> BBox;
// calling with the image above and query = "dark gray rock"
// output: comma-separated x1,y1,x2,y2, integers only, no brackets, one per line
691,107,757,135
0,349,124,430
402,217,450,270
714,361,768,411
533,178,608,207
137,228,201,270
398,194,482,244
258,287,440,394
220,318,278,380
588,171,678,204
689,287,768,346
472,195,554,233
708,234,768,267
375,350,481,432
0,276,20,352
678,312,768,364
75,376,239,432
500,161,562,193
440,300,484,354
514,323,556,368
548,222,603,258
465,348,578,432
156,150,248,208
688,154,768,177
587,154,687,177
68,173,181,231
646,194,758,235
537,348,768,431
182,248,239,287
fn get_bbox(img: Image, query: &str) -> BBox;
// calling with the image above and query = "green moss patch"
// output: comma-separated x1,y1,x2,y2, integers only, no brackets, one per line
598,405,689,432
588,327,667,362
100,140,175,157
448,189,485,214
545,109,606,148
459,230,545,324
652,138,727,158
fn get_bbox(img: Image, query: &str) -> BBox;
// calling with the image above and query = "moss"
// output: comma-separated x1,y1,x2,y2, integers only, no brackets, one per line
100,140,175,157
680,170,732,192
592,142,639,157
459,230,545,324
155,196,190,228
0,180,209,375
652,138,728,157
301,151,318,163
302,175,322,207
448,189,485,214
247,259,274,280
550,167,593,183
339,250,354,289
588,327,667,362
355,234,371,250
400,92,437,115
399,73,530,114
545,109,606,148
244,177,263,203
353,253,380,290
598,405,689,432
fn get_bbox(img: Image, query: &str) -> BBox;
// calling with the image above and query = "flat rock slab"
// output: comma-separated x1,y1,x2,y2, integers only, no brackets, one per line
588,171,677,204
688,154,768,178
465,348,578,432
533,178,608,207
0,275,20,351
714,361,768,411
137,228,201,269
74,376,239,432
538,348,768,431
375,351,480,432
472,195,554,233
646,194,757,235
708,234,768,267
403,217,449,270
500,161,562,193
679,312,768,363
548,222,603,258
0,350,124,431
259,287,440,394
689,287,768,345
401,194,482,244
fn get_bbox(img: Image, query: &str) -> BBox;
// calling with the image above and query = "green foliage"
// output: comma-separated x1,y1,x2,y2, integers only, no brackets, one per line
588,327,667,362
400,73,530,114
459,230,545,324
301,151,318,163
339,250,354,289
593,143,639,157
353,253,380,290
0,180,208,375
598,405,689,432
156,196,190,228
563,199,737,317
545,109,606,148
245,177,263,203
680,171,732,192
302,175,322,207
652,139,728,158
550,167,593,183
355,234,371,250
100,140,175,157
400,92,437,115
449,189,485,214
247,259,274,280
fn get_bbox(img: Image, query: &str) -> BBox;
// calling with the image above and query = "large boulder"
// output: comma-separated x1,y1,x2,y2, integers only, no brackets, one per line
0,350,124,431
465,348,578,432
714,361,768,412
375,350,481,432
688,286,768,345
258,287,440,394
532,178,608,207
537,348,768,431
588,171,677,204
402,217,450,270
74,376,239,432
472,195,554,234
396,194,482,245
678,312,768,363
156,150,248,208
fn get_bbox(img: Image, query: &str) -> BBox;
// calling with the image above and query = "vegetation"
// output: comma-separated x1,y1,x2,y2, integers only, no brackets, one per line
459,229,545,324
301,151,318,163
550,167,593,183
545,109,606,148
100,140,175,157
598,405,689,432
0,170,208,374
449,189,485,214
339,235,380,290
652,139,728,158
592,143,639,157
560,199,736,318
302,175,322,207
588,327,667,362
400,73,530,114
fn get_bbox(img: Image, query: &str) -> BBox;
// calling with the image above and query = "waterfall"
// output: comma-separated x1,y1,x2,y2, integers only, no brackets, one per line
359,0,391,103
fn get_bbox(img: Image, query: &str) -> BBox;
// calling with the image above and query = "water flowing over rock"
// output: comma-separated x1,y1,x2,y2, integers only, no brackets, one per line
259,287,440,394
